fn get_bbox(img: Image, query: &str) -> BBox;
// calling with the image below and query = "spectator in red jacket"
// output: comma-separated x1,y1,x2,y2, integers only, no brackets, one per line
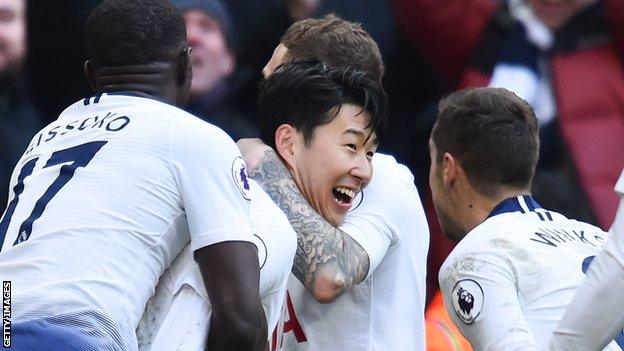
392,0,624,300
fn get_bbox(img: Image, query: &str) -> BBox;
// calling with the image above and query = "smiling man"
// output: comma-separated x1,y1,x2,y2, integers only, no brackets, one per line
242,15,429,351
136,61,386,351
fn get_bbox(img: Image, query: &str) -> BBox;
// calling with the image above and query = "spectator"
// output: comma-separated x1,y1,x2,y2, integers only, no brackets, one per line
174,0,258,141
0,0,41,213
392,0,624,230
392,0,624,300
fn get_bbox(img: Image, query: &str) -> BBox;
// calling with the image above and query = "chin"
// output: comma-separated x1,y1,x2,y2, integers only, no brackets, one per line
327,213,345,227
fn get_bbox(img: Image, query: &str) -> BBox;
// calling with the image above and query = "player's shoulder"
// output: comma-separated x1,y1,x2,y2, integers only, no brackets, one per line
440,216,518,279
372,153,414,183
366,153,419,203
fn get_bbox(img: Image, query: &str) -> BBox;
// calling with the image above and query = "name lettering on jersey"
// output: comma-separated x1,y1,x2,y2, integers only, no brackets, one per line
26,112,131,155
530,228,600,248
451,279,483,325
231,157,251,201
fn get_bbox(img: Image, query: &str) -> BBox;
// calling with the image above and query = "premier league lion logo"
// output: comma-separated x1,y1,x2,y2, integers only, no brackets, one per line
231,157,251,200
239,166,250,191
451,279,484,325
456,287,474,315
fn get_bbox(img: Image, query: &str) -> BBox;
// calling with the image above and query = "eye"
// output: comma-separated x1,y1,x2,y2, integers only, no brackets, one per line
346,144,357,151
366,150,375,159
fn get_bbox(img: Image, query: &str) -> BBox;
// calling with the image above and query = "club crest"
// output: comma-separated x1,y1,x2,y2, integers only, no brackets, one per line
451,279,484,325
231,157,251,201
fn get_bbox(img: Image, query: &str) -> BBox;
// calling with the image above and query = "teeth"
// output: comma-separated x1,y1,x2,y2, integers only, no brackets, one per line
334,186,355,199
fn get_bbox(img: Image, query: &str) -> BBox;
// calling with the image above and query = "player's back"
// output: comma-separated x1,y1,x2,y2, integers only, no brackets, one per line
0,93,231,350
137,179,296,351
440,196,619,349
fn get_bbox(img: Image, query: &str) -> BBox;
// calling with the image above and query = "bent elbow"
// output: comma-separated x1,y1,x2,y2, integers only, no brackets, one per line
311,274,346,303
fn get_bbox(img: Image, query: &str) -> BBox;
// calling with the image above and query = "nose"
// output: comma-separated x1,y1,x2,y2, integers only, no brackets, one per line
350,155,373,184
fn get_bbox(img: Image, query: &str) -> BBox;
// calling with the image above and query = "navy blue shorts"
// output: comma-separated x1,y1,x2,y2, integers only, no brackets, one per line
11,320,101,351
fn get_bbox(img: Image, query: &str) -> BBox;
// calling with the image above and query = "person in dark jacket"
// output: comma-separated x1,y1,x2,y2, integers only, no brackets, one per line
174,0,258,141
0,0,42,214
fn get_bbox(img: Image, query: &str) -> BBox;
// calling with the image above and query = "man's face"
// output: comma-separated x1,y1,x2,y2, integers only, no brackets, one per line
0,0,26,74
184,9,234,97
528,0,585,30
288,103,377,226
262,44,289,78
428,137,464,241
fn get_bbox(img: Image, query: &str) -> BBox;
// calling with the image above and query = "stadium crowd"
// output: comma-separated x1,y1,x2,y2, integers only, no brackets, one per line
0,0,623,350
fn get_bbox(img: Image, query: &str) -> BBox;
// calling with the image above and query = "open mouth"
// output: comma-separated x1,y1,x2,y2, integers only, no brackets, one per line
332,186,356,205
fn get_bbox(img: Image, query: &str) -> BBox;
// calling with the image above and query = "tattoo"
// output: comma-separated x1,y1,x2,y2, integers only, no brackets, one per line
249,150,370,298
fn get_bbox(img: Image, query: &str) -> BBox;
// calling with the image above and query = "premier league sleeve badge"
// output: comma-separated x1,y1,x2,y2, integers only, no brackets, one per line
451,279,484,325
231,157,251,201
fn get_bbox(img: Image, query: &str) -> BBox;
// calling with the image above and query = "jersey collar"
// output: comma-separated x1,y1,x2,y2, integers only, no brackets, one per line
488,195,542,218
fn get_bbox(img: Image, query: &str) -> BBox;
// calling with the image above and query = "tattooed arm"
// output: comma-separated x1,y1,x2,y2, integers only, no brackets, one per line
248,148,370,303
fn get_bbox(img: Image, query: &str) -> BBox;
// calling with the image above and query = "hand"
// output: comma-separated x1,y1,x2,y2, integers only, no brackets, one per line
237,138,273,174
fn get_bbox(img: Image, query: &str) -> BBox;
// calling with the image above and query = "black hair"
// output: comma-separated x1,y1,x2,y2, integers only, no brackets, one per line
258,61,387,149
432,87,540,196
85,0,187,67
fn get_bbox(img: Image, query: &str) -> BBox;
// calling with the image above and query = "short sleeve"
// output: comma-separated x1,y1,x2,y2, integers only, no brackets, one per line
171,118,254,251
340,154,424,279
439,247,539,351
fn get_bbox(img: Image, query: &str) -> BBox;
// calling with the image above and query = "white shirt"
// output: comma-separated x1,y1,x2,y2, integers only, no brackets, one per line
0,93,253,351
439,195,616,351
137,180,296,351
549,169,624,351
277,153,429,351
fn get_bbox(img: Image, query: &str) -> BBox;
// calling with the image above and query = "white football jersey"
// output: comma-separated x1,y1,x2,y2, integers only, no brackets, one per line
0,93,254,351
548,169,624,351
439,195,619,350
137,179,296,351
276,153,429,351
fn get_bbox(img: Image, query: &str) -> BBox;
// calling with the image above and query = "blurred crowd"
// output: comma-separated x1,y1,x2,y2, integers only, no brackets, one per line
1,0,623,348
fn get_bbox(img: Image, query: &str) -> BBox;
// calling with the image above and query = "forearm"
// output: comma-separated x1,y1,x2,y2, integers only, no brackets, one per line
196,242,267,351
249,150,369,301
207,305,267,351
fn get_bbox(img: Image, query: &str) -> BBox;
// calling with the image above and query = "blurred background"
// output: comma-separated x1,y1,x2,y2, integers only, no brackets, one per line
1,0,623,348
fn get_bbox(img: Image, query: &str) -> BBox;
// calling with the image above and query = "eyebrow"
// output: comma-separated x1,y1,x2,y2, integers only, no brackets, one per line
343,129,379,146
343,128,366,138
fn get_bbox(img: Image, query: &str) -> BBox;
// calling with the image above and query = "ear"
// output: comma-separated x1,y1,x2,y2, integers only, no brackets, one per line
221,49,235,77
442,152,458,186
178,46,192,87
84,60,97,92
274,124,298,170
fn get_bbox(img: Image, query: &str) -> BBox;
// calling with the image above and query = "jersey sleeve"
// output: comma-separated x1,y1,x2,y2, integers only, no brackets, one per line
615,168,624,197
171,118,254,251
439,247,539,351
549,180,624,351
340,157,422,279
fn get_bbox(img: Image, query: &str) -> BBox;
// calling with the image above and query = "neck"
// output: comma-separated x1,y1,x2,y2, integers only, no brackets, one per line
93,62,178,105
457,187,532,236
